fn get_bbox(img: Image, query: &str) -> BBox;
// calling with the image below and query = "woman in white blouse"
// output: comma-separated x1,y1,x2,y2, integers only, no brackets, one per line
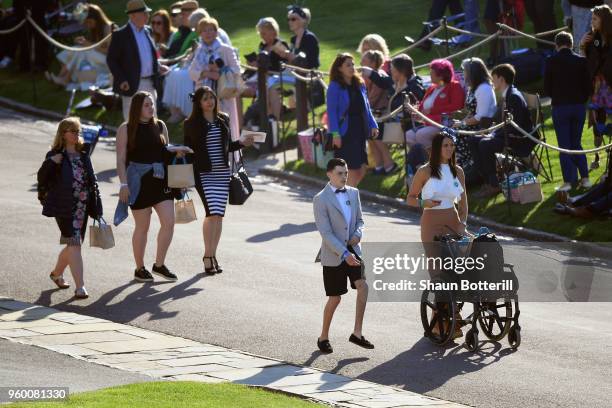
452,57,497,177
189,17,241,140
407,131,468,244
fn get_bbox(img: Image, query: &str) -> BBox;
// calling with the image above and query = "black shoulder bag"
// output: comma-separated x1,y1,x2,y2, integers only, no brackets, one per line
228,151,253,205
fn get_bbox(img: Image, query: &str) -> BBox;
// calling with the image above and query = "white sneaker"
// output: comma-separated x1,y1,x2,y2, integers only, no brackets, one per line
579,178,592,189
556,182,572,192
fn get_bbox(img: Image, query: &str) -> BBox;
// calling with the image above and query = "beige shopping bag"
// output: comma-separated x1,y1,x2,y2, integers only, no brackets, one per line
175,193,197,224
89,217,115,249
168,157,195,188
382,121,405,144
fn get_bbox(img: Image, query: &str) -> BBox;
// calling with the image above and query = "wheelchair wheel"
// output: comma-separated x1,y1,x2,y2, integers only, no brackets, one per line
465,328,479,352
508,325,521,349
478,299,512,341
421,287,456,346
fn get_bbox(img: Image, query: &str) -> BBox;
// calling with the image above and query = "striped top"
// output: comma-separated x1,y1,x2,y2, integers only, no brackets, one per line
206,122,226,169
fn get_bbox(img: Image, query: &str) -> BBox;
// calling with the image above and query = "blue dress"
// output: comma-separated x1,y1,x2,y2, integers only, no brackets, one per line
335,83,368,169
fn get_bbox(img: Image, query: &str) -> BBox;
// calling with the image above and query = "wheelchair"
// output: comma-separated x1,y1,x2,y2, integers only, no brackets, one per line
420,230,521,352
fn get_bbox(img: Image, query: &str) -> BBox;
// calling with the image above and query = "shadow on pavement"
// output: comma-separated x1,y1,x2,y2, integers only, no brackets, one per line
34,274,204,323
357,337,513,394
246,222,317,243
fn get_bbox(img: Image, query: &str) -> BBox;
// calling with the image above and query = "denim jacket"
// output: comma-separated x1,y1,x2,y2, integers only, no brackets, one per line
113,162,165,226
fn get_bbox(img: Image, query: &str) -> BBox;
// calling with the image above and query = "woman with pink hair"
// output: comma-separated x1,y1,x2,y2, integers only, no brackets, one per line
406,59,465,152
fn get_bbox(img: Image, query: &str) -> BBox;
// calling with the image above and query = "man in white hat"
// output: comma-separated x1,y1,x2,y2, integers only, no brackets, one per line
106,0,169,120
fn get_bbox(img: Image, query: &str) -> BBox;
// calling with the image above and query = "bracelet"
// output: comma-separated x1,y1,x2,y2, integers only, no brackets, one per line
120,183,128,187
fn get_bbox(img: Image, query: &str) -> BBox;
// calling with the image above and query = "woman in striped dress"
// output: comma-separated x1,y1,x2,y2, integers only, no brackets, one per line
184,86,254,275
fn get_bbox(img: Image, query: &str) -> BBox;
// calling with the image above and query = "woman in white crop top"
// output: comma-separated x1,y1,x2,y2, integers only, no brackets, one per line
406,131,468,244
406,131,469,338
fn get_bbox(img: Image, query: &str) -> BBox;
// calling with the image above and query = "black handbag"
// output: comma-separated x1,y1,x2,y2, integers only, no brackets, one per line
228,151,253,205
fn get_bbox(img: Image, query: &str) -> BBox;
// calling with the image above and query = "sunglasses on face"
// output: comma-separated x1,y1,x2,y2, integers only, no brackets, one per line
287,17,298,22
64,129,80,134
152,20,162,25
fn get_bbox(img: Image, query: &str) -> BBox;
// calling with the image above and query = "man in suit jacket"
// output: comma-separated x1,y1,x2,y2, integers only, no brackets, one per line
312,158,374,354
468,63,535,198
106,0,169,120
544,31,593,192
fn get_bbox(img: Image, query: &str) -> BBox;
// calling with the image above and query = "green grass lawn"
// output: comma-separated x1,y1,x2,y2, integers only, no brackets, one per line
10,381,323,407
1,0,610,240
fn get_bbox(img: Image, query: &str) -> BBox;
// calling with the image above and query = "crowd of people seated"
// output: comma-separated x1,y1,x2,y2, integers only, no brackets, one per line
0,0,610,217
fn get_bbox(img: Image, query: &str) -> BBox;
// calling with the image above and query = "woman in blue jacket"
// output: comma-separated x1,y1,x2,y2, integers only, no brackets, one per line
327,53,378,186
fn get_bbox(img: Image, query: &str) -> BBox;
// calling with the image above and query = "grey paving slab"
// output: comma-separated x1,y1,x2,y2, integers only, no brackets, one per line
78,337,200,353
0,328,42,338
19,330,140,346
115,328,169,339
170,374,228,383
142,363,235,377
111,360,169,372
206,364,317,383
42,344,106,356
275,380,378,394
156,354,244,367
27,322,130,335
220,357,285,369
0,306,59,321
0,319,72,330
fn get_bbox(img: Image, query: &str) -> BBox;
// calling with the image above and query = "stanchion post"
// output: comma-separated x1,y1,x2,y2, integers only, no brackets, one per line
257,52,272,154
442,17,449,56
503,110,512,216
295,71,309,134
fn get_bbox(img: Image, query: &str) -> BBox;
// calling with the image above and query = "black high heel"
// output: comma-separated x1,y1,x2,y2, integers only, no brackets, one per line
203,257,217,275
213,256,223,274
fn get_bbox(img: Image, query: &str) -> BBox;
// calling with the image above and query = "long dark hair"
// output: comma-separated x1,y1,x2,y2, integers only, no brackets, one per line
151,9,174,44
461,57,491,90
85,4,114,43
127,91,163,152
187,86,219,124
592,5,612,46
329,53,364,87
429,131,458,179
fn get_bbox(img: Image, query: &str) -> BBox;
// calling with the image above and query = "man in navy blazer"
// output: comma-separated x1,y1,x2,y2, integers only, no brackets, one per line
544,31,593,192
106,0,168,120
469,63,535,198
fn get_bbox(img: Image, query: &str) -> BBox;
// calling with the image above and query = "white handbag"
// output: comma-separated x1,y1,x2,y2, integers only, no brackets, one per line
381,89,406,145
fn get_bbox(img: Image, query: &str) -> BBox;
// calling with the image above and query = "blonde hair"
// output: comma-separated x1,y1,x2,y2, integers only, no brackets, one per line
52,117,85,151
189,8,209,29
197,16,219,33
357,34,390,58
256,17,280,36
288,7,311,25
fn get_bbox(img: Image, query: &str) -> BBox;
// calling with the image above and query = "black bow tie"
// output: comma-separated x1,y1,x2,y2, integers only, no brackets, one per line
335,188,347,194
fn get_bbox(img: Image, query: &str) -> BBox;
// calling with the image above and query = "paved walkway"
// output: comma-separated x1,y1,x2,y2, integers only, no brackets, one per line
0,296,468,407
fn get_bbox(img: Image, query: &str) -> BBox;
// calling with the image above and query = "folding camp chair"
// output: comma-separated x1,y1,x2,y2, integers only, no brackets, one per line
518,92,553,183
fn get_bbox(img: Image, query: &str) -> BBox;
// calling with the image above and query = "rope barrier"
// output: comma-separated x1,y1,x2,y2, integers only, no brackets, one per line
496,23,556,46
374,106,403,122
509,120,612,155
403,101,508,135
414,31,501,70
0,18,27,35
26,15,112,52
445,24,568,40
239,63,282,76
283,62,328,76
391,25,444,57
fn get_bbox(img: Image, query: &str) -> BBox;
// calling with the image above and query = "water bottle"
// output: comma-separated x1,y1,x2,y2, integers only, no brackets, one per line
478,226,490,237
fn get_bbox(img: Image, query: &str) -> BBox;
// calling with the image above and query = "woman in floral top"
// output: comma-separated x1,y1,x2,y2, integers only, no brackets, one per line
37,117,103,299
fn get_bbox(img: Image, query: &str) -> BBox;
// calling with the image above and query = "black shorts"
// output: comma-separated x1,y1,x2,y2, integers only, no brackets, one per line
323,261,365,297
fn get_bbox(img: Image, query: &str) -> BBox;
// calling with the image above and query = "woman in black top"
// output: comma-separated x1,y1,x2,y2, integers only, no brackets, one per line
184,86,254,274
116,91,191,283
37,117,103,299
285,6,319,69
580,4,612,170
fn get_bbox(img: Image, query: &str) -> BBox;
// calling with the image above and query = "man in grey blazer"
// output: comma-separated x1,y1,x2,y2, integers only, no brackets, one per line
313,158,374,354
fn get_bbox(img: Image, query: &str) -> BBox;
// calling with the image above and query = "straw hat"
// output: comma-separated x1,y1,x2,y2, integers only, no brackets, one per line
125,0,152,14
180,1,199,11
